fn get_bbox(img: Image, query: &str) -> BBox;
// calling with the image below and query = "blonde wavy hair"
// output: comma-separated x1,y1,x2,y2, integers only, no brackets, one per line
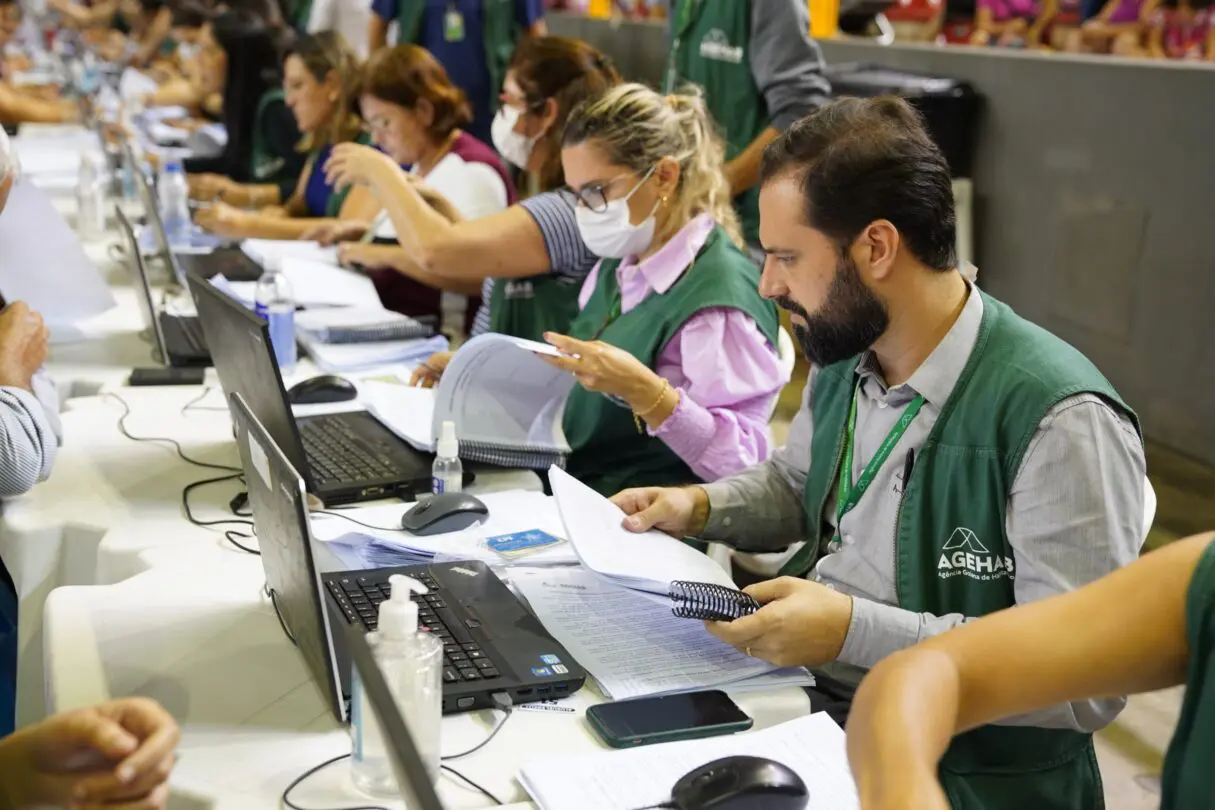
562,82,742,248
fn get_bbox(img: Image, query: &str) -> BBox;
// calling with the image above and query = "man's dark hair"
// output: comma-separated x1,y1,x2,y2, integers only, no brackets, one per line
761,96,956,271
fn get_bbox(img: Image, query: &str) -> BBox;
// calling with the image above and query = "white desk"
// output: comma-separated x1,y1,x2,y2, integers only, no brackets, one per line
44,559,811,810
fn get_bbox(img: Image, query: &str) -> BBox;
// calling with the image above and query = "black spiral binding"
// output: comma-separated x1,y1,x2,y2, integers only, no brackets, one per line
669,581,761,622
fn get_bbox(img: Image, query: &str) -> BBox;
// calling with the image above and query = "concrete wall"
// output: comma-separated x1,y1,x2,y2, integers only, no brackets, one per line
547,13,1215,465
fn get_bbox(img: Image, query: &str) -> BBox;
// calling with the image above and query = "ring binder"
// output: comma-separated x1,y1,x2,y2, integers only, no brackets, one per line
669,581,761,622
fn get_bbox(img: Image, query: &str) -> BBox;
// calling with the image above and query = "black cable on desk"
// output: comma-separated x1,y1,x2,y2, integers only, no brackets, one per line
313,509,405,533
106,391,240,472
441,692,514,762
180,472,259,555
441,764,506,806
281,754,391,810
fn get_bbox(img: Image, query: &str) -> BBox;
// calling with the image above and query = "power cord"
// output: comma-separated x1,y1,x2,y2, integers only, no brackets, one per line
441,764,506,806
281,754,390,810
180,472,259,555
106,391,240,472
180,386,227,414
313,510,404,533
441,693,514,761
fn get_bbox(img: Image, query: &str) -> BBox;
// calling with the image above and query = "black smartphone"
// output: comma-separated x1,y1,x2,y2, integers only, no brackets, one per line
586,690,753,749
127,367,206,386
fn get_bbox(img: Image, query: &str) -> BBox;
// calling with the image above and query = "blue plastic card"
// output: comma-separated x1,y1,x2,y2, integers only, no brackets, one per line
485,529,565,559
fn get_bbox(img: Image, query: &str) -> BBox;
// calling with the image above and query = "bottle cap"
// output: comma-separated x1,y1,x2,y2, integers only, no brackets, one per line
437,420,459,459
377,574,429,640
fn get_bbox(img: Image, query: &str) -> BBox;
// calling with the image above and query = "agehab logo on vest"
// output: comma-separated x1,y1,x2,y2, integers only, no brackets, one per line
937,528,1014,582
699,29,744,64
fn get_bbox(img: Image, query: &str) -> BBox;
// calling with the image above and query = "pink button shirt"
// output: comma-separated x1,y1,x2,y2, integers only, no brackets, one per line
578,214,789,482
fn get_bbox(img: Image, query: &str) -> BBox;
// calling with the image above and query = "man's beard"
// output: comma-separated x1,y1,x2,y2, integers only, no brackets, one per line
775,254,889,367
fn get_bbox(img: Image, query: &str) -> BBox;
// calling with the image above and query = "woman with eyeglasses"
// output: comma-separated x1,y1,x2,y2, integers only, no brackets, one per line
195,31,384,240
537,83,786,496
315,36,617,369
309,44,515,338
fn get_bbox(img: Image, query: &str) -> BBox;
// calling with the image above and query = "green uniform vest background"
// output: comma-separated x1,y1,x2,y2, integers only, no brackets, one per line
487,275,582,342
250,89,289,185
396,0,519,118
561,226,778,496
1160,540,1215,810
789,292,1141,810
665,0,768,244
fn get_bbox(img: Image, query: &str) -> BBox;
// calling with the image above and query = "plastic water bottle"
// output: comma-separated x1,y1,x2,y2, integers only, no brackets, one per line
75,152,107,240
157,160,191,246
432,421,462,495
254,260,297,373
350,575,443,797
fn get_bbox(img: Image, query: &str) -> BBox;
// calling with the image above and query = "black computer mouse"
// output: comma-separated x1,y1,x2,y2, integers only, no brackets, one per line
400,492,489,536
287,375,358,405
671,756,809,810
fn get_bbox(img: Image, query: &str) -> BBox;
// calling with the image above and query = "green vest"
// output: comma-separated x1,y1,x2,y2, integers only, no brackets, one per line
665,0,768,245
788,292,1141,810
487,275,582,342
250,90,289,186
562,226,778,496
291,0,313,29
397,0,519,113
1160,539,1215,810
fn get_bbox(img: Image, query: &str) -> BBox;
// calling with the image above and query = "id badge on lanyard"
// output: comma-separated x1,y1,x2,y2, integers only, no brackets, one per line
444,2,465,42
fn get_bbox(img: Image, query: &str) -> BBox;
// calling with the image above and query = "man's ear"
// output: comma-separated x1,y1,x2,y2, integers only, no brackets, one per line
860,220,900,282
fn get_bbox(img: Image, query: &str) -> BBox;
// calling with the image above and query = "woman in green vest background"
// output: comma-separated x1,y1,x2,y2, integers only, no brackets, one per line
185,9,307,210
195,31,384,240
665,0,830,247
848,530,1215,810
539,83,786,496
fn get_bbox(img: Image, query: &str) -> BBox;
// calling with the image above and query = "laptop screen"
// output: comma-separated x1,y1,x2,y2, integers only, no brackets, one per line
185,271,314,489
122,141,179,278
231,392,346,722
114,207,170,365
344,622,446,810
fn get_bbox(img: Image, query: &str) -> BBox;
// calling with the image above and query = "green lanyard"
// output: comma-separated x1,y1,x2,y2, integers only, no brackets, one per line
834,382,925,541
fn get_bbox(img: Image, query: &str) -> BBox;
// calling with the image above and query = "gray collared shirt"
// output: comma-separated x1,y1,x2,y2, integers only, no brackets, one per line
702,284,1145,732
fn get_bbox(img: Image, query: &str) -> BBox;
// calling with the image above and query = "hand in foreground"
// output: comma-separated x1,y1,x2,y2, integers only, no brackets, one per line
0,697,180,810
706,577,854,669
304,220,367,246
540,332,662,406
194,202,249,238
409,351,453,388
610,486,709,538
336,242,392,271
323,143,392,191
0,301,48,392
187,173,236,202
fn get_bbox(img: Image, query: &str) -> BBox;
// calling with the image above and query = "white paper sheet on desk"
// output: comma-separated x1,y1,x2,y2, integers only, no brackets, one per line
511,567,804,701
241,238,338,267
520,712,857,810
299,333,448,373
120,67,158,100
309,490,577,566
142,105,190,122
0,179,114,323
13,134,99,176
147,121,189,145
549,466,734,595
275,258,380,309
363,382,436,451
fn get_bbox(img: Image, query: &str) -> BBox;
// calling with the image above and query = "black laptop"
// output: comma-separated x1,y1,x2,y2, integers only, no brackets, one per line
186,269,444,505
231,392,587,721
122,141,263,284
115,207,211,367
345,623,445,810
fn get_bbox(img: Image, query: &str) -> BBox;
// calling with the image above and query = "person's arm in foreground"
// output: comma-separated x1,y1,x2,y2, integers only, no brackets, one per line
131,7,173,68
0,697,180,810
725,0,829,196
848,532,1211,810
0,83,77,124
0,302,58,496
324,144,554,280
336,243,485,296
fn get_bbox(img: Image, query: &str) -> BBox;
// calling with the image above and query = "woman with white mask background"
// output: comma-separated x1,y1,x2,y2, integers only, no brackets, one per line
539,83,788,496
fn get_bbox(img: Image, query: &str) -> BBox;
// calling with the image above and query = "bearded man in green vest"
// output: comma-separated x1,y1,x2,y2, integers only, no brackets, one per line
612,97,1147,810
665,0,830,247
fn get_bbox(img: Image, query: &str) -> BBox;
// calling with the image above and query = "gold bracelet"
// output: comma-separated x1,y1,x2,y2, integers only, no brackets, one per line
633,379,671,433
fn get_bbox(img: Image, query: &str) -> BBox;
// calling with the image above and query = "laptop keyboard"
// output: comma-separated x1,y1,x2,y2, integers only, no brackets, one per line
325,574,503,684
300,416,404,485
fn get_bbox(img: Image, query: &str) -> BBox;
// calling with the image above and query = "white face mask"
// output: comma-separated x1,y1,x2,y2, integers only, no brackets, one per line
574,168,659,259
491,106,540,170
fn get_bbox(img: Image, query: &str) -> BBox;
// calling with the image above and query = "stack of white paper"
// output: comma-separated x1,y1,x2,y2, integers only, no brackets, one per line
119,68,158,100
519,713,859,810
298,332,448,373
241,238,339,267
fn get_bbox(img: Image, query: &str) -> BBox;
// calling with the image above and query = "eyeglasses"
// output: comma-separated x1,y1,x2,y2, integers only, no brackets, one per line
561,166,656,214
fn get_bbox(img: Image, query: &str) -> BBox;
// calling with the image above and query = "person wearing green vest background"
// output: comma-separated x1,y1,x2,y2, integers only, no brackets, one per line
848,530,1215,810
367,0,546,146
665,0,830,247
612,97,1146,810
185,9,307,211
195,31,384,241
538,83,786,496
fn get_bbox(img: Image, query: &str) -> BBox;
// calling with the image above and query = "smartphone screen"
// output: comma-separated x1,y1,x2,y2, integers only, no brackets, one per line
589,691,749,741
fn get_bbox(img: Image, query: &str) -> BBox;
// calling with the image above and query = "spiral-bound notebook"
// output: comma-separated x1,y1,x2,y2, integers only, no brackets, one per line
295,307,435,344
365,334,574,470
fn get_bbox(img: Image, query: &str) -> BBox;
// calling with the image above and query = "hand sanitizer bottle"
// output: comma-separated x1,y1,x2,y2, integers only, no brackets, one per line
350,575,443,798
432,420,462,495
